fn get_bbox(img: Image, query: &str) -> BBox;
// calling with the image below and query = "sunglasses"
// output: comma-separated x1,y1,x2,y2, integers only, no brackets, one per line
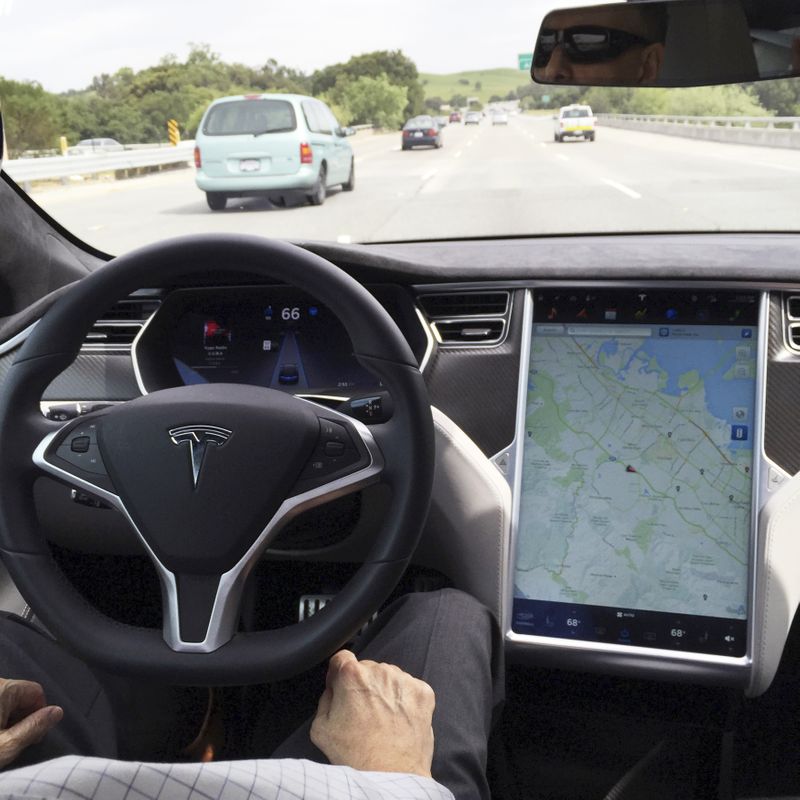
533,26,653,68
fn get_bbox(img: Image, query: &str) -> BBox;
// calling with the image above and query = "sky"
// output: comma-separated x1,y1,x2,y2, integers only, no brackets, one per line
0,0,568,93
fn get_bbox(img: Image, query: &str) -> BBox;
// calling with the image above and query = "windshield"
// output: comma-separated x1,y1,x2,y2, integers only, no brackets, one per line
1,0,799,254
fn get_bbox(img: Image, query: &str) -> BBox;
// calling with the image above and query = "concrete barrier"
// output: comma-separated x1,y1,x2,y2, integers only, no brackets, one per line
598,115,800,149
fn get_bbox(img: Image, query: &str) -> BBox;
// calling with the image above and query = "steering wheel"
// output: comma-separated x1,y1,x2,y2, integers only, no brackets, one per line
0,235,435,685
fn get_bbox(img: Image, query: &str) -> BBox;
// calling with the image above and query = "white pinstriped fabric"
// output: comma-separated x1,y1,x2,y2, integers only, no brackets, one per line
0,756,455,800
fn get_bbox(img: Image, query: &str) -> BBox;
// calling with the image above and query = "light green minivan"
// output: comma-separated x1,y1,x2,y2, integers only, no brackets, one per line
194,93,355,211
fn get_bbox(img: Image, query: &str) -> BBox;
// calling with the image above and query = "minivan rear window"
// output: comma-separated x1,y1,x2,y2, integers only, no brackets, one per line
202,99,297,136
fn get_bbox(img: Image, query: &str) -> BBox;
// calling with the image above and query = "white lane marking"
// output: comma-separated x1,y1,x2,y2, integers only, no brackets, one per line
751,160,800,174
556,154,569,162
87,225,105,231
421,170,438,182
337,234,352,244
454,150,463,158
602,178,642,199
539,142,546,148
467,140,474,147
392,146,401,152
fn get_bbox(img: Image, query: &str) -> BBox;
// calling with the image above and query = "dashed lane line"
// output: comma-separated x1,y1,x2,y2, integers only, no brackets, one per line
602,178,642,199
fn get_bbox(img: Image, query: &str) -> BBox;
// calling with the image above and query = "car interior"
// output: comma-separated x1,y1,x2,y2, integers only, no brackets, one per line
2,1,800,798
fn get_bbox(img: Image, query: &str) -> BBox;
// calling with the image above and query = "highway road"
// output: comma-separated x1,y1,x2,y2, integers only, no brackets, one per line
28,114,800,254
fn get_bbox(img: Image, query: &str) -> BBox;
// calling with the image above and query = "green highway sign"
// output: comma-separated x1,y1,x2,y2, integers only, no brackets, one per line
518,53,533,70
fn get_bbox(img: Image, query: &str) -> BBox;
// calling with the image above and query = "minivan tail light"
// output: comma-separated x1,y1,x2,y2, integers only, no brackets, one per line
427,129,436,136
194,146,201,168
300,143,313,164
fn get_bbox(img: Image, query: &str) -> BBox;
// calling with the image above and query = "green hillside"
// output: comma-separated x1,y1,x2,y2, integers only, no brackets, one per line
419,68,529,105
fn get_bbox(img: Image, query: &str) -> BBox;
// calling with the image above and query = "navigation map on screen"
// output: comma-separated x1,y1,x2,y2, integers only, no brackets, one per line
512,291,759,655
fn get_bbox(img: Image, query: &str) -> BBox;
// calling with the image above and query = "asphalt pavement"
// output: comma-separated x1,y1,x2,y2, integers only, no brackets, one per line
28,115,800,254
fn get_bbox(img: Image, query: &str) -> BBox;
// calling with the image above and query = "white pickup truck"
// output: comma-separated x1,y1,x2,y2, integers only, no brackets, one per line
554,104,596,142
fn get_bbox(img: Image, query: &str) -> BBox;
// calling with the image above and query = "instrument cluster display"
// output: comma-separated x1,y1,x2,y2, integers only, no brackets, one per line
137,287,382,394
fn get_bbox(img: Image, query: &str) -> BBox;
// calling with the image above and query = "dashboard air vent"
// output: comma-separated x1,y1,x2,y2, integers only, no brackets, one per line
434,319,505,344
83,296,161,351
787,295,800,321
418,291,509,319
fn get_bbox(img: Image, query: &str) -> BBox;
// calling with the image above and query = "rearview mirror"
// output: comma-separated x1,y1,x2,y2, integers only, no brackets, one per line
532,0,800,87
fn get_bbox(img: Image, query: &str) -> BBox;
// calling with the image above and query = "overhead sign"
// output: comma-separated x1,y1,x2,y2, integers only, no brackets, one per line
518,53,533,70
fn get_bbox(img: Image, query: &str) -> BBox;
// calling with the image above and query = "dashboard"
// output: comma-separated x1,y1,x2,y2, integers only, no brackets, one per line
4,224,800,698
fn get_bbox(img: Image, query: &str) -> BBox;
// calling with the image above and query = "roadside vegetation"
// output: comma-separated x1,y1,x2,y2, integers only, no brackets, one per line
1,43,797,157
0,45,425,157
515,82,793,117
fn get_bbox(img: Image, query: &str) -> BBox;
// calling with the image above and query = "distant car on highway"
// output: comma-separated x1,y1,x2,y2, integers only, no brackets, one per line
554,104,596,142
194,93,355,211
464,111,482,125
491,111,509,125
401,116,443,150
66,138,125,156
436,115,449,128
449,111,462,123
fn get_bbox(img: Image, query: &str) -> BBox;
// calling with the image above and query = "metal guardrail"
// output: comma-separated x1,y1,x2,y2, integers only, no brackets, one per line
600,114,800,129
4,142,195,184
597,115,800,150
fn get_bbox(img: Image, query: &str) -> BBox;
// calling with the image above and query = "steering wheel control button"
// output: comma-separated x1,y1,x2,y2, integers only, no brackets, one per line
295,417,370,489
47,420,111,479
55,442,109,475
70,436,91,453
320,419,350,445
324,441,346,457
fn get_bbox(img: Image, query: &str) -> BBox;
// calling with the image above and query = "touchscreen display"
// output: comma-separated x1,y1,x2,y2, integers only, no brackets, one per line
512,290,759,657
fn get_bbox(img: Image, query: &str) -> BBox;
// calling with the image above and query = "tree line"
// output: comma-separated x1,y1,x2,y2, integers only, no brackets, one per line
0,45,427,157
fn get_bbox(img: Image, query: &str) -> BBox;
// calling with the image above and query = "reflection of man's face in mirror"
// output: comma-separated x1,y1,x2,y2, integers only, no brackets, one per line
533,6,667,85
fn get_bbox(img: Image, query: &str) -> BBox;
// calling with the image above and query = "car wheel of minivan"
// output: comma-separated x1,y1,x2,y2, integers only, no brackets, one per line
308,165,327,206
206,192,227,211
343,159,355,192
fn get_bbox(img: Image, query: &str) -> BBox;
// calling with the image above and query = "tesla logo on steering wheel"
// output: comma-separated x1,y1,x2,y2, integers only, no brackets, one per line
168,425,232,489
